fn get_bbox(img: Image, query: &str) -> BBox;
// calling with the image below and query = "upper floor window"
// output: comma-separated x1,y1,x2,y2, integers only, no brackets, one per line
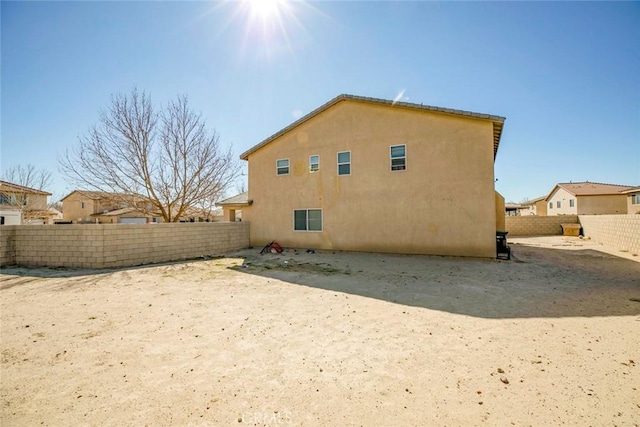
309,155,319,173
569,199,575,208
337,151,351,175
549,202,553,209
632,194,640,205
81,201,86,209
276,159,289,175
557,201,561,208
390,145,406,171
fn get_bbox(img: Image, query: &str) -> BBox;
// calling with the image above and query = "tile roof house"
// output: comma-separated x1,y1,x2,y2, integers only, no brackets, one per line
545,182,636,215
0,180,54,225
236,94,506,258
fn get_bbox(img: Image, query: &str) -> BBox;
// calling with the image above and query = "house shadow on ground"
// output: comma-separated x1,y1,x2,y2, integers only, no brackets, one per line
229,243,640,320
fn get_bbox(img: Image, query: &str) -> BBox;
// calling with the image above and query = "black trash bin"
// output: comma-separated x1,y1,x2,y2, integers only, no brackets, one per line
496,231,511,260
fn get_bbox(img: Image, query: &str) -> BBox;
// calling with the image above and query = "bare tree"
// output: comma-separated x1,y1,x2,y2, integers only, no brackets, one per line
59,89,240,222
1,164,53,213
3,164,52,192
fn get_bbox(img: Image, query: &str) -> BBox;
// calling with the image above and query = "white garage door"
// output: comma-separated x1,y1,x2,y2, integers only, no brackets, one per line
120,218,146,224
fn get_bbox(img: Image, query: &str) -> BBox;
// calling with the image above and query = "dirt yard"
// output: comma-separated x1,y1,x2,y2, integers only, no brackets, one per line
1,237,639,426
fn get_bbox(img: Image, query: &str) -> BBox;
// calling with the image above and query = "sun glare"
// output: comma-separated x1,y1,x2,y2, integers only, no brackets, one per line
246,0,283,22
202,0,321,63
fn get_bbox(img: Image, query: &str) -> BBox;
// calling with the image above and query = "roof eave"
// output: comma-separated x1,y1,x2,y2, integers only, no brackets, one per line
240,94,506,160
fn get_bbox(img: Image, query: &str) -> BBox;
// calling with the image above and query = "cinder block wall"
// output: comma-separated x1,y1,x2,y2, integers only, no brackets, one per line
505,215,579,236
0,226,16,266
1,222,250,269
579,215,640,256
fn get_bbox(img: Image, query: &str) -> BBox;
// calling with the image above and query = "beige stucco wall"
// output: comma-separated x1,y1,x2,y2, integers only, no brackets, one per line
577,195,628,215
534,199,547,216
546,188,577,215
495,192,505,231
627,193,640,215
244,100,498,258
0,222,249,268
547,188,628,216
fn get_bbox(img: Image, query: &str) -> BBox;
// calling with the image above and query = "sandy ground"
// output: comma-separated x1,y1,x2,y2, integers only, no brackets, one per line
1,236,639,426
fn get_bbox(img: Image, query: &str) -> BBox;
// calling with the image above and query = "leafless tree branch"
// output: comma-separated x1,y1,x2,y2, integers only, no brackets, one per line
59,89,241,222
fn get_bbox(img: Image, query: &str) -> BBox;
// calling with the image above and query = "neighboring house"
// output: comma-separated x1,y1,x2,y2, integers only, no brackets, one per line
216,192,252,222
545,182,636,216
520,196,547,216
0,180,54,225
505,202,526,216
236,94,506,258
61,190,159,224
622,187,640,214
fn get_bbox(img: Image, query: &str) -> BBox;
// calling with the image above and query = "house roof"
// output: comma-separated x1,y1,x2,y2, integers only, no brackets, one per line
520,196,546,205
61,189,120,201
239,94,506,161
0,180,51,196
621,186,640,195
61,189,147,201
505,203,525,209
546,182,637,200
216,192,252,207
91,207,142,217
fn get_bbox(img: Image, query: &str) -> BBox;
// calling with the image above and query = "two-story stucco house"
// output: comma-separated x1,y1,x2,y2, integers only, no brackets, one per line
0,180,53,225
238,94,506,258
545,182,636,216
61,190,160,224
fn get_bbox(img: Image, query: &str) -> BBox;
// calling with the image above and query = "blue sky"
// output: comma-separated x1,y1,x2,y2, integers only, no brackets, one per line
2,1,639,202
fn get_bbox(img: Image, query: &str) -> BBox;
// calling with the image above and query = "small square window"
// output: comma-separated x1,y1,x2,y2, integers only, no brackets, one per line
390,145,406,171
276,159,289,175
337,151,351,175
309,155,319,173
557,201,561,208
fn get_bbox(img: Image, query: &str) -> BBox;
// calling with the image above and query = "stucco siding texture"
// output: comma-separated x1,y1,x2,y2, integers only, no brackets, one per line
244,101,497,258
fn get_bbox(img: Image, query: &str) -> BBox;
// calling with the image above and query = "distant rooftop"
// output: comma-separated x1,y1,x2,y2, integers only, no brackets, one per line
551,181,637,198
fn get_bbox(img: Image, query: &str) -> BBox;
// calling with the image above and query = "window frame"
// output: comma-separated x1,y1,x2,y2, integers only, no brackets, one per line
337,151,351,176
293,208,323,232
390,144,407,171
276,158,290,176
569,199,575,208
632,194,640,205
557,201,561,208
549,202,553,209
309,155,320,173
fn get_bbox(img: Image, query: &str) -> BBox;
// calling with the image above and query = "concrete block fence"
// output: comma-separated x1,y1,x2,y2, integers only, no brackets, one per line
0,222,249,269
578,215,640,256
505,215,579,236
